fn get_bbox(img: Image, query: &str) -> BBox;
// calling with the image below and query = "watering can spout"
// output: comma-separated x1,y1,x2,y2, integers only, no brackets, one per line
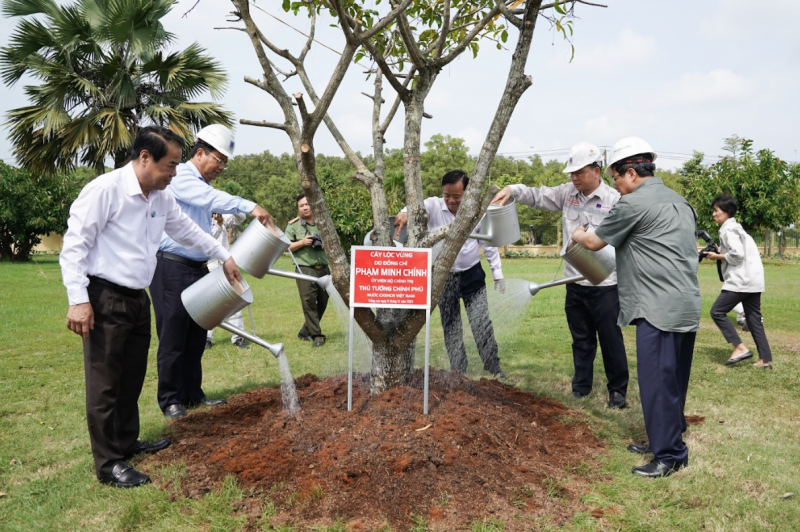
528,275,586,297
267,268,330,286
218,322,283,358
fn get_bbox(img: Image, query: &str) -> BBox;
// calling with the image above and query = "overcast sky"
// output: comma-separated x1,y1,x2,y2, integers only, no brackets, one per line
2,0,799,171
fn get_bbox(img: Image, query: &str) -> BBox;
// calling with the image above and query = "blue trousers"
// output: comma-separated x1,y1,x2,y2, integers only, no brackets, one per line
635,319,695,467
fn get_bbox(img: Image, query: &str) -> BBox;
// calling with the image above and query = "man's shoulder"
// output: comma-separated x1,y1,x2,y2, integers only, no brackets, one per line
287,217,300,225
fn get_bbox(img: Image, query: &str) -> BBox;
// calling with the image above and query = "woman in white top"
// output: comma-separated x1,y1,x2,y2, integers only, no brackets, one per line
703,194,773,369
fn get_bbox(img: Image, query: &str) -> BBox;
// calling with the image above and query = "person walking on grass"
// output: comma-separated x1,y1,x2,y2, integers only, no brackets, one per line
60,126,242,488
702,194,773,369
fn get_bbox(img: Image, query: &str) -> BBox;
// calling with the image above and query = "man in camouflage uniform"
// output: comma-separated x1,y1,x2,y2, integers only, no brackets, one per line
285,194,330,347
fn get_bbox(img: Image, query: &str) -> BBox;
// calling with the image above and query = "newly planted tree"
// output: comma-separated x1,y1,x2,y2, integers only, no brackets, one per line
228,0,602,391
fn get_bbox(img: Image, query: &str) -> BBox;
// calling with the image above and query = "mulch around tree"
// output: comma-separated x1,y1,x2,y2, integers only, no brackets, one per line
144,370,609,531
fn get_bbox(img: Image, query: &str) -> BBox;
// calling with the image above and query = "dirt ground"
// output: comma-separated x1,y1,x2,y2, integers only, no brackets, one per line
144,370,610,531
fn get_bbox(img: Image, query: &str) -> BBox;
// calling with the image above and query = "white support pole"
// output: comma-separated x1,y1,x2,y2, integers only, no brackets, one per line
423,308,431,415
347,306,355,411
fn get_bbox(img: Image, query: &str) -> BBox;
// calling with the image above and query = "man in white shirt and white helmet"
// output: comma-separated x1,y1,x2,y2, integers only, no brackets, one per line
150,124,275,420
492,142,629,408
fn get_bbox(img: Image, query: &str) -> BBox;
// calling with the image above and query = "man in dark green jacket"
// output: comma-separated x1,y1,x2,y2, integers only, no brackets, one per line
285,194,330,347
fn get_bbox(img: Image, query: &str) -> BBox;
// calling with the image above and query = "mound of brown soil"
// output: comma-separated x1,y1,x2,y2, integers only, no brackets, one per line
144,370,607,531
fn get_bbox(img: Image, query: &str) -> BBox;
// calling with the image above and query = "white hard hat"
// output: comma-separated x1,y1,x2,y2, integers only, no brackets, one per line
196,124,235,158
606,136,657,175
563,142,603,173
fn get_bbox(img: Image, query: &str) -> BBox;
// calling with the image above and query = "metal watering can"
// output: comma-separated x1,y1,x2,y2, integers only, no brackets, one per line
469,199,521,247
181,267,284,356
528,225,617,297
229,221,331,289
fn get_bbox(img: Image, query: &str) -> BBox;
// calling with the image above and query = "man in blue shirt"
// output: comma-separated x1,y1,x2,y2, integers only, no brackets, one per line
150,124,274,420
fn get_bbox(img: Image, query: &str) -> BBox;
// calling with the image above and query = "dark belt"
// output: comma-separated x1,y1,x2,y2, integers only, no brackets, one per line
156,250,207,269
88,275,145,299
300,264,328,270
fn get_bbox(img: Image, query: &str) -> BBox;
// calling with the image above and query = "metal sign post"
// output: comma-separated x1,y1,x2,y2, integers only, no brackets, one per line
348,246,433,413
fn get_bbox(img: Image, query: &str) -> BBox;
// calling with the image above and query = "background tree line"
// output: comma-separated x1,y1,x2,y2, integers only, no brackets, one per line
2,134,798,261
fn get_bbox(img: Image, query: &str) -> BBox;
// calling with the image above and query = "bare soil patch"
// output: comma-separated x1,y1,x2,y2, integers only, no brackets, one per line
144,370,608,531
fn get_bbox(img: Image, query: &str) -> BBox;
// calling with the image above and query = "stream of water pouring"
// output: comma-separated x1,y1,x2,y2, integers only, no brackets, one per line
276,349,300,416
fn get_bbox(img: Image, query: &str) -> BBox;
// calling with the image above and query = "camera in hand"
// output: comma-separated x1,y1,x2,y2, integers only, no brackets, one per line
696,229,718,262
310,234,323,250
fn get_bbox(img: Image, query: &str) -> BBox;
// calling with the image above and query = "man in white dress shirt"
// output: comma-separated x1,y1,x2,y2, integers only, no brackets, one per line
60,126,241,488
492,142,629,408
394,170,506,379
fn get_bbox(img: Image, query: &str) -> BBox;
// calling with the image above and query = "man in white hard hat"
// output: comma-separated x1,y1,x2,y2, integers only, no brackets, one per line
150,124,275,420
571,136,701,478
60,126,242,487
492,142,629,408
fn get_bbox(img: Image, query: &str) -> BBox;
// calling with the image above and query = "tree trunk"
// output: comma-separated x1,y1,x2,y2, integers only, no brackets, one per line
369,308,416,392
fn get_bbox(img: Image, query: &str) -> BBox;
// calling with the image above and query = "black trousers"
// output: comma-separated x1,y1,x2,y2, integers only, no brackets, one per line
564,284,629,397
150,256,208,411
84,282,150,479
438,263,501,375
296,265,330,339
636,319,695,467
710,290,772,363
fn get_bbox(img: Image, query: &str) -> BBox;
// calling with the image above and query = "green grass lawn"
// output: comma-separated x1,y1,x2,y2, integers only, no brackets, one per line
1,255,798,531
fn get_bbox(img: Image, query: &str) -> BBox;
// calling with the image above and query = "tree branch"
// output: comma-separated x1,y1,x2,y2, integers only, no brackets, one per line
434,0,452,60
391,1,428,69
496,0,523,29
380,67,415,134
298,6,316,61
436,5,502,68
361,38,409,99
359,0,415,41
239,119,287,131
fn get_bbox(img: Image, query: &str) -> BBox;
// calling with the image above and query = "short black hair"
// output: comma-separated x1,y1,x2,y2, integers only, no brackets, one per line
131,126,183,162
611,153,655,178
189,139,217,159
711,194,738,217
441,169,469,189
296,193,307,205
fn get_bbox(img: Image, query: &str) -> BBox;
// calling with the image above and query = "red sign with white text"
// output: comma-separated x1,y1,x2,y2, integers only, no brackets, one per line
350,246,432,309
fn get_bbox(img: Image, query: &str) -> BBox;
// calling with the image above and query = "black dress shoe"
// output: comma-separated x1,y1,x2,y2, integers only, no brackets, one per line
631,459,685,478
627,443,653,455
200,396,227,406
608,391,627,409
164,404,187,419
125,438,171,459
298,331,311,341
99,461,151,488
572,391,588,399
313,337,326,347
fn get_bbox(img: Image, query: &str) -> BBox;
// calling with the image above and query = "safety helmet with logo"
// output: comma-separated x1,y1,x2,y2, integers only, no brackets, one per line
606,136,657,175
196,124,236,159
563,142,603,174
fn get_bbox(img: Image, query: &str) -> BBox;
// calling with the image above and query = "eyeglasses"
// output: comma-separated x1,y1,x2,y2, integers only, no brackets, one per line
570,168,590,179
207,152,227,169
